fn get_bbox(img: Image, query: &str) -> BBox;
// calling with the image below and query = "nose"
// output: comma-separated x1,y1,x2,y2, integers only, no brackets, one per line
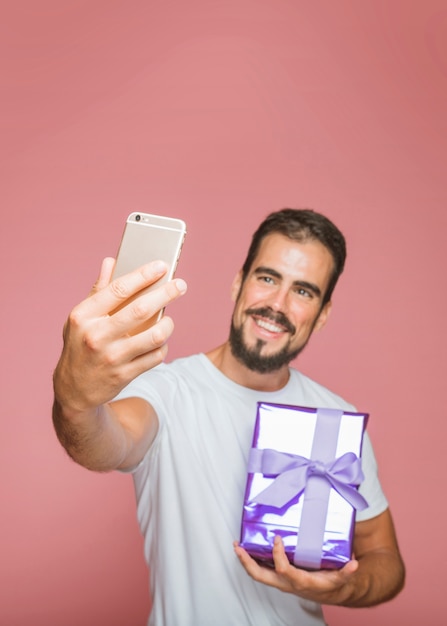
268,286,289,312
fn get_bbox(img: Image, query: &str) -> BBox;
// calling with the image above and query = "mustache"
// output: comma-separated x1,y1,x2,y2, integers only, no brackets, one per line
245,307,296,334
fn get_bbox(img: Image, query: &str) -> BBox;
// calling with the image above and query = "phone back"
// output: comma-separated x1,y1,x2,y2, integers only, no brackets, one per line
113,212,186,281
111,212,186,331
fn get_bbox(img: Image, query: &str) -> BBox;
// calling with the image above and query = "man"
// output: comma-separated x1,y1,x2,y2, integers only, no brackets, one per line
53,208,405,625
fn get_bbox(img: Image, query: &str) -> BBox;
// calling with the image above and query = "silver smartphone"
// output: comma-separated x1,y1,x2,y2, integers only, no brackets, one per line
111,212,187,332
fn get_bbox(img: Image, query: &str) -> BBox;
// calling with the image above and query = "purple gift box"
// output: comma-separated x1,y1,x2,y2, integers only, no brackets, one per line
240,402,369,570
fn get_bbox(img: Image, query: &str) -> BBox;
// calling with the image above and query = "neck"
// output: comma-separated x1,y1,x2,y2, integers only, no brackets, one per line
206,342,291,392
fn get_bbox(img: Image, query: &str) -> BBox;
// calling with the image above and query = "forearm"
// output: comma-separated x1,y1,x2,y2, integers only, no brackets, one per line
52,398,130,472
336,549,405,608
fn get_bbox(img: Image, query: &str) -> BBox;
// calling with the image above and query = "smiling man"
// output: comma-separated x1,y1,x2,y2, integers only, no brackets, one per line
217,230,334,383
53,208,405,626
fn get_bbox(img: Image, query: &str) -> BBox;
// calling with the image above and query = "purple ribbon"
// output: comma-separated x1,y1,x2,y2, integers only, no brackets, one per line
248,448,368,511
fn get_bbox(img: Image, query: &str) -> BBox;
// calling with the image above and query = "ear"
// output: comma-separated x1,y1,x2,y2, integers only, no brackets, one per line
231,270,243,302
314,301,332,332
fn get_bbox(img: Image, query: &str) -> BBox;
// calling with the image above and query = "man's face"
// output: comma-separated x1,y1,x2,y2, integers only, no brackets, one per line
229,233,334,373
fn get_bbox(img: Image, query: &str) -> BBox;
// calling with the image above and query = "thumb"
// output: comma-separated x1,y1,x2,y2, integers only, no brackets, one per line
90,257,116,295
340,559,359,580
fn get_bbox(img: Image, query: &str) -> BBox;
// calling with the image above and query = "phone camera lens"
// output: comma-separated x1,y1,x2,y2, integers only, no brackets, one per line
135,214,141,221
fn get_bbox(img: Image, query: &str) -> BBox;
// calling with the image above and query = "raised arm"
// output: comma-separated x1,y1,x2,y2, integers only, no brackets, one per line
234,507,405,607
52,257,187,472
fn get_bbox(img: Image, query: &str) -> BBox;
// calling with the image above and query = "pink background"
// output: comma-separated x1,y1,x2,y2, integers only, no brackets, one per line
1,1,446,624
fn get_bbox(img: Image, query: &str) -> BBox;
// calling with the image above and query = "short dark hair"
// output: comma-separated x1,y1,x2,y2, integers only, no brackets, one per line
241,208,347,305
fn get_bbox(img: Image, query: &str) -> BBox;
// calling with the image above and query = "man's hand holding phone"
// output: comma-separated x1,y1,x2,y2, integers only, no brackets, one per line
52,212,187,471
53,257,187,418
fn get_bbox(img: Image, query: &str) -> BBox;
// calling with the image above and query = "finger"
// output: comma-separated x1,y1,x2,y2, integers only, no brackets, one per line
118,315,175,362
338,559,359,579
271,535,294,575
112,341,170,387
83,261,169,316
233,542,264,577
108,277,187,335
233,542,285,589
90,257,116,294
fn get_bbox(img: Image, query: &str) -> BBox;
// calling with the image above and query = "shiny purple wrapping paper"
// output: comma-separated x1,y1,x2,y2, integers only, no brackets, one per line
240,402,369,570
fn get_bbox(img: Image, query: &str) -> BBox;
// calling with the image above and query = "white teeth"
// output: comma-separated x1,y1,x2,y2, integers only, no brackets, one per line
256,319,283,333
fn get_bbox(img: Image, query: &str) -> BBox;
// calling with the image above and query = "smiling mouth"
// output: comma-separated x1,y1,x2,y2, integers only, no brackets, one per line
254,317,286,334
246,306,296,335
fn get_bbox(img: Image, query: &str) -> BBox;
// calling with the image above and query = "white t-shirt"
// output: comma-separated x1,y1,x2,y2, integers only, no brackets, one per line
116,353,388,626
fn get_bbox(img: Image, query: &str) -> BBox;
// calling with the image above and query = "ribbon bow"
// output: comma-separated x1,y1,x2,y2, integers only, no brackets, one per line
248,448,368,511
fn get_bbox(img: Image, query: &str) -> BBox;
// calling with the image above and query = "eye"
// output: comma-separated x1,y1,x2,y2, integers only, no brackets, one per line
258,275,275,284
295,287,312,298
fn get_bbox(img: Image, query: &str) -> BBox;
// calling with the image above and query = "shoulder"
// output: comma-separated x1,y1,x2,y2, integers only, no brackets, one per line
288,367,357,411
114,353,210,404
139,353,205,381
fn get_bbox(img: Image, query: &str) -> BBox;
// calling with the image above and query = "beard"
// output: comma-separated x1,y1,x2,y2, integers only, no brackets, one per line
229,307,308,374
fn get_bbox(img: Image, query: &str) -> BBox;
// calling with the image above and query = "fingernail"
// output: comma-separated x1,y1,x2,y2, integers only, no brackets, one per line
175,278,187,294
152,261,167,273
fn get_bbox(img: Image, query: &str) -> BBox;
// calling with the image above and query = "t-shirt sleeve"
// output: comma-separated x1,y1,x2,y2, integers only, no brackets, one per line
356,432,389,521
112,366,171,473
113,365,170,423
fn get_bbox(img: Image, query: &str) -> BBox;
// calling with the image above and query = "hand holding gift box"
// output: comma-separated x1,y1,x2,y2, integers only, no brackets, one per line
240,402,369,570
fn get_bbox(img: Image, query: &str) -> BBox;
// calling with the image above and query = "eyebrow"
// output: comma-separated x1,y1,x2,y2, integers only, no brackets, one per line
253,266,322,298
